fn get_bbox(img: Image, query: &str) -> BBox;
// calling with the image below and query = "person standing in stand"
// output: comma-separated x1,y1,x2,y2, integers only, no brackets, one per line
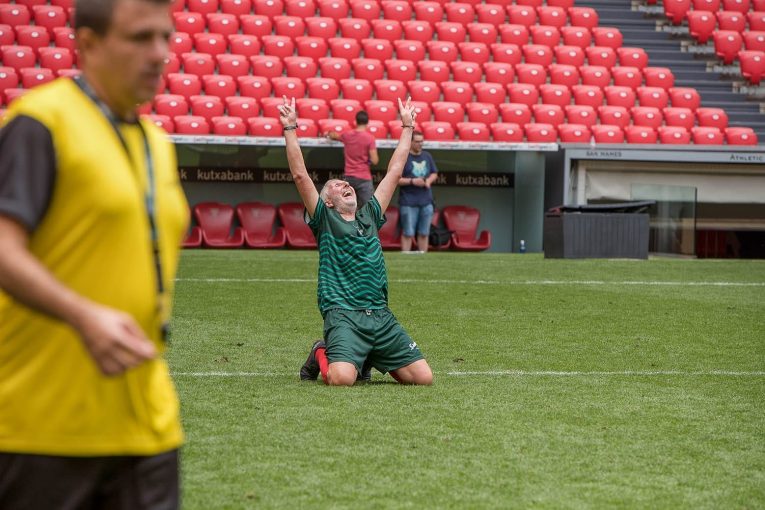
398,130,439,253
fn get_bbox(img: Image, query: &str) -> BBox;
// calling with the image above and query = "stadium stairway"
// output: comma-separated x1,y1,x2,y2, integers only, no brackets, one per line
575,0,765,141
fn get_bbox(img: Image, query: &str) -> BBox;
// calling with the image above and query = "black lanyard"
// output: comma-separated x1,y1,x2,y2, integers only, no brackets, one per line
74,76,167,340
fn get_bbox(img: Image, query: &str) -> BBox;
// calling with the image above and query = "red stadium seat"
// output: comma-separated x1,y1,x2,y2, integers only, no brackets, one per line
432,101,465,126
546,0,575,6
194,202,244,248
617,48,649,70
385,59,417,82
466,102,499,123
663,0,691,25
693,0,720,9
235,202,287,249
32,5,66,35
374,79,407,102
631,106,663,128
539,83,572,107
516,63,547,86
295,97,329,121
1,46,35,72
318,0,348,19
340,78,373,101
352,58,384,81
201,74,235,99
221,0,252,14
207,13,239,36
238,75,272,100
612,66,643,90
3,88,27,105
442,81,475,103
692,126,724,144
586,46,617,68
717,11,747,32
591,124,624,143
174,115,211,135
744,31,765,52
329,38,361,59
558,124,591,143
642,67,675,89
284,0,315,17
260,96,285,118
14,25,49,54
262,35,295,59
662,107,695,129
537,6,567,28
0,4,30,26
507,83,539,105
637,86,669,109
669,87,701,110
598,105,630,128
592,27,623,49
155,94,189,117
748,11,765,31
194,33,227,56
476,3,506,26
164,52,181,77
579,66,610,88
696,107,729,129
474,82,506,105
489,43,522,65
362,38,394,60
442,205,491,251
393,40,425,62
370,19,403,42
458,42,490,64
421,121,456,140
240,15,272,37
318,118,352,135
483,62,515,85
319,57,351,80
273,15,305,38
382,1,412,22
457,122,490,141
146,114,175,134
572,85,604,108
658,126,691,144
687,11,717,44
524,122,557,142
38,47,73,73
365,119,387,139
722,0,750,13
522,44,554,67
560,26,592,48
173,12,205,34
190,95,225,122
450,61,483,84
402,20,434,42
387,120,404,139
725,127,758,145
217,54,250,78
490,122,524,142
278,202,317,249
167,73,202,99
408,80,440,103
364,99,397,122
280,55,318,81
211,116,247,136
565,104,597,127
338,18,371,41
468,23,498,45
0,67,19,97
554,45,586,67
507,5,537,26
739,50,765,84
188,0,219,14
182,52,215,76
444,2,474,24
271,76,306,98
304,17,336,39
411,101,432,123
569,7,598,29
378,205,401,249
306,77,339,100
532,104,564,126
625,125,657,144
0,24,15,46
714,30,743,64
529,25,561,47
225,96,259,120
413,1,444,24
498,24,529,46
228,35,260,57
248,117,282,137
605,86,637,108
352,0,381,21
499,103,532,125
549,64,580,88
20,67,54,88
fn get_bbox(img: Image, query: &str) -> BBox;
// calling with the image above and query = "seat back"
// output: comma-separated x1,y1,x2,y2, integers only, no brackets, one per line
442,205,481,242
194,202,236,241
378,205,400,248
278,202,317,247
236,202,278,241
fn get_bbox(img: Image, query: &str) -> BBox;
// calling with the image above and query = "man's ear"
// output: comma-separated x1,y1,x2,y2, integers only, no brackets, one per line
324,199,334,209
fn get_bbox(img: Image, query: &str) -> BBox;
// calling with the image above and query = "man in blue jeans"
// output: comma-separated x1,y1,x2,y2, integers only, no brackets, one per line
398,130,439,253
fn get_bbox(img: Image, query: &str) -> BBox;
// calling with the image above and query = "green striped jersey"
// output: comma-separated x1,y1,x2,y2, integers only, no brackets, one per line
308,196,388,314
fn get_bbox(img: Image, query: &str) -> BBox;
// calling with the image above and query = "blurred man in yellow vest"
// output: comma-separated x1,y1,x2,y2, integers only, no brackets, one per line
0,0,187,508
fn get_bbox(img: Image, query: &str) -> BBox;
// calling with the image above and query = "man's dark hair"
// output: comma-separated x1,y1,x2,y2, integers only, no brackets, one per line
412,130,424,140
75,0,171,35
355,111,369,126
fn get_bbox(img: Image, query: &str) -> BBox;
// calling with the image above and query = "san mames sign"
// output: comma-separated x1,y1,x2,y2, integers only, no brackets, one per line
180,167,514,187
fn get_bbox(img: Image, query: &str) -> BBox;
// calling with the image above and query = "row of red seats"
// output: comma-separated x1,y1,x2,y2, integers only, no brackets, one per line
665,0,764,25
0,4,70,32
151,113,758,145
185,201,491,251
687,10,764,36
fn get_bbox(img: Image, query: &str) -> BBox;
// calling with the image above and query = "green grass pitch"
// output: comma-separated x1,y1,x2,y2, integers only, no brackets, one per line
169,251,764,509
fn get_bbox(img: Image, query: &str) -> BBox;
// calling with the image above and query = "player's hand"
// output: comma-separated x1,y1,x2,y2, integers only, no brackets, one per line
398,96,416,127
75,303,157,376
277,96,297,127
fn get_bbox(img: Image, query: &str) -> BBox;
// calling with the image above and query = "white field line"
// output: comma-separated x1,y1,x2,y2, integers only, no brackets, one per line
172,370,765,377
175,278,765,287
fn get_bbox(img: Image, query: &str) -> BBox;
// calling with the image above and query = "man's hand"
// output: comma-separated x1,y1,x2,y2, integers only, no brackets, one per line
398,96,416,127
278,95,297,127
74,303,157,376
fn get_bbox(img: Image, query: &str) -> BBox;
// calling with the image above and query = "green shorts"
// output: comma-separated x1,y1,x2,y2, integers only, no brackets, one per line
322,308,424,374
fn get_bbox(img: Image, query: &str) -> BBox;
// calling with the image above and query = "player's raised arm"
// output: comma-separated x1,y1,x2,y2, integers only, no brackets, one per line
374,97,416,213
279,96,320,218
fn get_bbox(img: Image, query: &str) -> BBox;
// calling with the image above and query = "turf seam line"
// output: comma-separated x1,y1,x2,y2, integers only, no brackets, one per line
175,278,765,287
